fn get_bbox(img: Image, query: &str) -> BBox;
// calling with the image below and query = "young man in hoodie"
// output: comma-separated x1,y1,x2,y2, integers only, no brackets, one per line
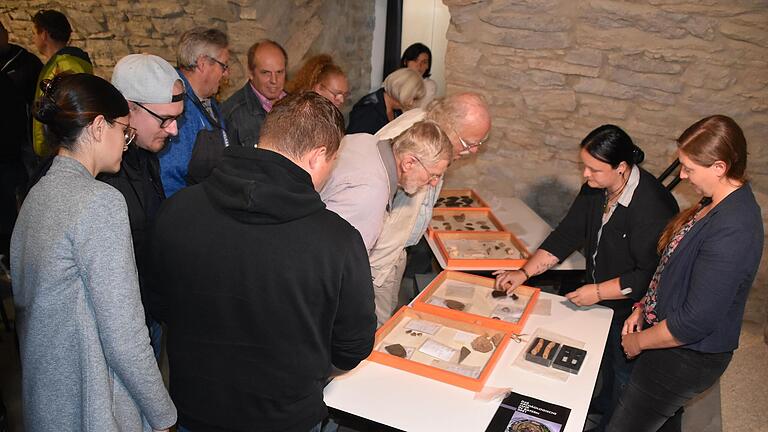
149,92,376,432
30,9,93,157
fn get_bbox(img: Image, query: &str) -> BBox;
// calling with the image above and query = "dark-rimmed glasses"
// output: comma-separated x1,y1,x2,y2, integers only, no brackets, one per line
206,55,229,72
413,156,442,182
112,120,137,146
134,102,181,129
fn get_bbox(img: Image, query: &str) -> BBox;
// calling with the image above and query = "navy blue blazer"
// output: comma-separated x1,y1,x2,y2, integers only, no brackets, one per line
657,183,763,353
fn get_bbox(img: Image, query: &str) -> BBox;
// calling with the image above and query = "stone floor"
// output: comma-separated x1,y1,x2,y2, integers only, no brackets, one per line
1,295,766,432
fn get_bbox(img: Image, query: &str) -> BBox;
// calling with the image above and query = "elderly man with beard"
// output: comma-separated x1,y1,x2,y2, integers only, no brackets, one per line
320,121,452,325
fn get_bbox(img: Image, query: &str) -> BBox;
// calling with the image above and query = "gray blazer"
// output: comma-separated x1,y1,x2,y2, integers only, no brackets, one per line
11,156,176,432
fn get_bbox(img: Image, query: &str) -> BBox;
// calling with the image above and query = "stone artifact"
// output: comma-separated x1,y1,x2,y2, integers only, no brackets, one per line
471,335,494,353
459,346,471,363
491,289,508,298
491,333,504,347
444,299,466,311
385,343,407,358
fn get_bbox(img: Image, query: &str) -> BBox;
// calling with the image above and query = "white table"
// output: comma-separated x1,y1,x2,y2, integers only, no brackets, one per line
427,197,586,271
324,292,613,432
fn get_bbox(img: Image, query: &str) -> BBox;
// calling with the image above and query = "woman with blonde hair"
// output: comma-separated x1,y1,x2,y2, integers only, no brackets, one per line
285,54,349,109
606,115,763,432
347,68,425,135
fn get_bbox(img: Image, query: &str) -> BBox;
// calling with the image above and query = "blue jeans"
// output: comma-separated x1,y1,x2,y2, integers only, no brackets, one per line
605,347,731,432
592,314,635,431
147,316,163,361
177,421,323,432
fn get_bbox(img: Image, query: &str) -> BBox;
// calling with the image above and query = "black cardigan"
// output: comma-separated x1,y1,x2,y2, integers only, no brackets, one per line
540,168,679,319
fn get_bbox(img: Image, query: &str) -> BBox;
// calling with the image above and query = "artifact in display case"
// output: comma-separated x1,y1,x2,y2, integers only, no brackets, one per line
367,307,510,391
434,231,531,269
428,208,506,235
524,337,587,375
413,270,539,334
434,188,490,209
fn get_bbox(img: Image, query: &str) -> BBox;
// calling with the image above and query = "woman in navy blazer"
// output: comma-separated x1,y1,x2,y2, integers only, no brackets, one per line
607,115,764,432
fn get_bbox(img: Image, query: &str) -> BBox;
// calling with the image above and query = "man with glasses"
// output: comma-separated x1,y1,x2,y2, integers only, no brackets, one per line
159,27,229,197
222,39,288,147
99,53,185,360
320,120,452,326
368,92,492,325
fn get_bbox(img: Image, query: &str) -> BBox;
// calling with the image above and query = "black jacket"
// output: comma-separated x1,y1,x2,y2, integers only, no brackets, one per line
346,87,401,135
98,144,165,315
149,146,376,432
0,43,42,161
540,168,679,320
221,82,267,148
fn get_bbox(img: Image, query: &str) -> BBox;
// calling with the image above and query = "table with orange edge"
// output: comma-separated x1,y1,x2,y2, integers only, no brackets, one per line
323,291,612,432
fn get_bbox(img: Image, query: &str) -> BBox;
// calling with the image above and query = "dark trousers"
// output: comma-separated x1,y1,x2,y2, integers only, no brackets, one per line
605,347,732,432
593,314,635,431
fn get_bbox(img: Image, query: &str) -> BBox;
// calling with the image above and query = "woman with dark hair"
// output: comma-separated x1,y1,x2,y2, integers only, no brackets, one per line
495,124,679,429
606,116,763,432
400,42,437,108
285,54,350,109
10,73,176,432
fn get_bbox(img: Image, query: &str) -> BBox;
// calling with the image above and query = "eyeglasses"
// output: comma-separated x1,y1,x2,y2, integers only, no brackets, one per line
206,55,229,72
133,102,181,129
112,120,137,146
452,126,489,153
413,156,442,182
319,83,350,100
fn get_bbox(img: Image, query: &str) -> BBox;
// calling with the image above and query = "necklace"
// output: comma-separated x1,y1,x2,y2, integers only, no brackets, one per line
603,171,630,214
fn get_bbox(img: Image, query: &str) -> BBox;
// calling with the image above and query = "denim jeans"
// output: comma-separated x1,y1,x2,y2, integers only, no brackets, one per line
592,314,636,431
605,347,732,432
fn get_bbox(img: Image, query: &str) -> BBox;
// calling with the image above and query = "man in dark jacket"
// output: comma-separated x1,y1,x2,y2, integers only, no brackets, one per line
99,53,185,359
221,39,288,148
149,92,376,432
0,22,42,260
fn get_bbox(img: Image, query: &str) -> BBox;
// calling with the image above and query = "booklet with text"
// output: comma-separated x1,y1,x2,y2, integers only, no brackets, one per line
485,392,571,432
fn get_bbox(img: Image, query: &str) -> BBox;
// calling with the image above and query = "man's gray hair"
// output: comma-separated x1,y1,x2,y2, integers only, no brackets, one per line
177,27,229,70
383,68,426,111
392,120,452,166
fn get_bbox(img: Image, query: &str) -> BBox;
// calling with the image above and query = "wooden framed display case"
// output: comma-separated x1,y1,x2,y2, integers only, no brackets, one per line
412,271,540,334
434,188,490,209
427,208,506,237
367,307,511,391
433,231,531,269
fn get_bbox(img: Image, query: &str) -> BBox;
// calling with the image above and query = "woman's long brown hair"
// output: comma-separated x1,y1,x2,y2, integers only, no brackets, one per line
657,115,747,253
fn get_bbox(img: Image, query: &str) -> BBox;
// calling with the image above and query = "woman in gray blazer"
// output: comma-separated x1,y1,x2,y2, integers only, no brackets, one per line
11,74,176,432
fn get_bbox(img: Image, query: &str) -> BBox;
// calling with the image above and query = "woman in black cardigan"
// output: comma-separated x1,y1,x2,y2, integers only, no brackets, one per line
607,116,763,432
496,125,679,430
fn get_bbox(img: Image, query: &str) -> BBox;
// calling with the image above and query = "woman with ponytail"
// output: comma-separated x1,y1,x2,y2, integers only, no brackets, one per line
495,124,679,429
607,116,763,432
10,73,176,432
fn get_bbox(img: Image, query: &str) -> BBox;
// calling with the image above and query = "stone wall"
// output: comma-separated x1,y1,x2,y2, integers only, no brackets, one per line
442,0,768,325
0,0,375,103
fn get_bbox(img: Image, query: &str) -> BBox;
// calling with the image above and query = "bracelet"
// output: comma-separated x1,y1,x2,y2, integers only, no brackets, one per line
517,267,531,280
596,283,602,301
632,301,645,311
